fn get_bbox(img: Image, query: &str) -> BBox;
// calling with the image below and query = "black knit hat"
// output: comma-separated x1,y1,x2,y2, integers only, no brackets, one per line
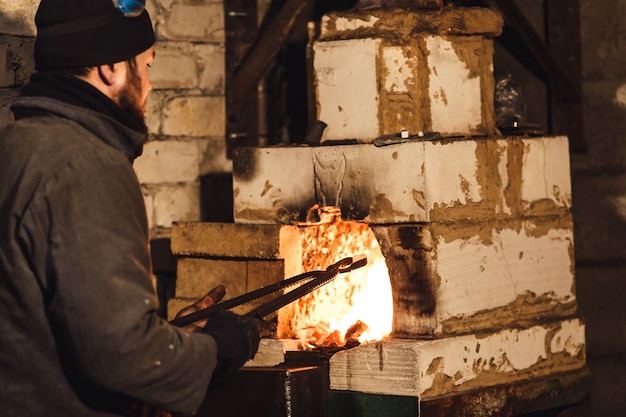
34,0,155,71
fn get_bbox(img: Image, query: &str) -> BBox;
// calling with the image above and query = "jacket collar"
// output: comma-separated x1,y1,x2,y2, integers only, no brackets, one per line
11,95,146,162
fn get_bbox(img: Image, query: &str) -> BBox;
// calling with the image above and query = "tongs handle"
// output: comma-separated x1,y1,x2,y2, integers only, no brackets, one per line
169,256,367,327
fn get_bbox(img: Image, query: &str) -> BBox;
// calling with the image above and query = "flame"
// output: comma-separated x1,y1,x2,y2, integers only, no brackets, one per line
327,259,392,344
277,206,393,347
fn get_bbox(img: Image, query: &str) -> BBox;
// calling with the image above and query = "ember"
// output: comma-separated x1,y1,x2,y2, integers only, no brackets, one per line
277,206,393,347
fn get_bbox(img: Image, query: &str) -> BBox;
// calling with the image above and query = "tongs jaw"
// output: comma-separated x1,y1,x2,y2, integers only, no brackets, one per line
169,255,367,327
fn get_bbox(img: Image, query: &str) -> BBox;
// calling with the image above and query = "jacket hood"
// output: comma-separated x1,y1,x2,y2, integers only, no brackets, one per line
11,95,146,162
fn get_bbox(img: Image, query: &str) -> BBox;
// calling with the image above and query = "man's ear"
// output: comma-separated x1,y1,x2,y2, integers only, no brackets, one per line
97,63,117,86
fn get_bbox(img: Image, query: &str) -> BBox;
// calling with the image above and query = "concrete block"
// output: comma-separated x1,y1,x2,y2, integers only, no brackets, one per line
194,43,225,93
145,90,166,135
162,95,225,137
171,222,302,269
159,4,224,42
167,297,195,321
150,45,198,89
233,136,572,224
329,319,586,398
176,258,248,299
134,139,203,184
0,0,37,36
175,257,284,298
167,295,265,318
247,260,286,290
153,183,201,228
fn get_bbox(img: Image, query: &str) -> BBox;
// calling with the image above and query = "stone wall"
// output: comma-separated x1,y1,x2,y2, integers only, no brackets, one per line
574,1,626,416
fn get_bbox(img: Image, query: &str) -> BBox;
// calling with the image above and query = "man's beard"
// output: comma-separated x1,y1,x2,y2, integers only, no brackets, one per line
116,66,149,145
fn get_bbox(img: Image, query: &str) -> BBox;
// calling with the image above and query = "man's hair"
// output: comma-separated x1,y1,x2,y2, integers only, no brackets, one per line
59,66,92,76
59,57,138,77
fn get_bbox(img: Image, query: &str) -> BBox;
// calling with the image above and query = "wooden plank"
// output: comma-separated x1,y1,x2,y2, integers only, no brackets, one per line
224,0,259,158
229,0,310,105
225,0,309,158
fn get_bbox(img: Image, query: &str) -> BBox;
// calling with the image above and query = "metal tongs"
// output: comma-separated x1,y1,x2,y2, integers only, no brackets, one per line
169,255,368,327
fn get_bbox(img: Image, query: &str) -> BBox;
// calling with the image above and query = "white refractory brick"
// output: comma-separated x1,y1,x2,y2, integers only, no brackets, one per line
370,217,576,336
162,96,225,137
521,134,572,209
313,7,503,141
232,136,572,225
153,183,200,228
329,319,586,398
134,140,202,184
314,38,380,142
433,225,574,322
427,35,483,133
160,4,224,42
382,46,416,94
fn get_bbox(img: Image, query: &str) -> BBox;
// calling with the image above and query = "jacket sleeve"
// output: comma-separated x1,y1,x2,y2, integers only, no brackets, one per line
33,142,217,415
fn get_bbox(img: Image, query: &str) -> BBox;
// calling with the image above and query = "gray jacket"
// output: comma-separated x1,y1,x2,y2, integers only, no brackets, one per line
0,95,217,416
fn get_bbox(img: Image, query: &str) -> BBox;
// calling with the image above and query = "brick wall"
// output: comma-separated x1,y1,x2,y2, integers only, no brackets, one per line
0,0,233,234
0,1,36,128
137,0,230,232
573,1,626,415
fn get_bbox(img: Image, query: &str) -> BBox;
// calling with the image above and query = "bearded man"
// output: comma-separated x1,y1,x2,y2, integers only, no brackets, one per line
0,0,272,416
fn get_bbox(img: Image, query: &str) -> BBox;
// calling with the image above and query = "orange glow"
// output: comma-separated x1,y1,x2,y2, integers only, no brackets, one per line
277,206,393,347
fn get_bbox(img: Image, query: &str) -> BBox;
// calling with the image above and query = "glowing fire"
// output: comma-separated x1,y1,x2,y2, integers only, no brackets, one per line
277,206,393,347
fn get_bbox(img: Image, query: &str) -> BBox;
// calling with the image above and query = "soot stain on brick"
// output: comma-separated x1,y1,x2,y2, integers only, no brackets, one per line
232,147,257,182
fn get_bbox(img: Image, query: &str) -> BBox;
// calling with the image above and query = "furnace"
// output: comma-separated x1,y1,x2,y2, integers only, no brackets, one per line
168,1,588,416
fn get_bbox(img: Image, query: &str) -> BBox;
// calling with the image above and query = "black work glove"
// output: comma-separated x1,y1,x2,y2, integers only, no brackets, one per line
202,309,263,380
